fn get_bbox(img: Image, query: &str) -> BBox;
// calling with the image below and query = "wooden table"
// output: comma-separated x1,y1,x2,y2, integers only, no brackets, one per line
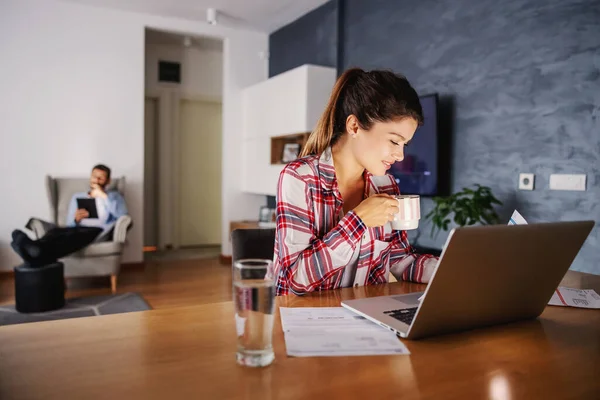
1,271,599,399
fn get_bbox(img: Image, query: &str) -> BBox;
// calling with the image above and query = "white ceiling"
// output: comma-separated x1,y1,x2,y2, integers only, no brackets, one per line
61,0,330,33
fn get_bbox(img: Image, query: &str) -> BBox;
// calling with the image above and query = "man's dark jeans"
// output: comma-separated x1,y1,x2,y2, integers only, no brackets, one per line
12,224,103,268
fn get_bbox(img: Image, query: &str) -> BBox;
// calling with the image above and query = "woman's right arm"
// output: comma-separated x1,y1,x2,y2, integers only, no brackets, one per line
273,166,367,295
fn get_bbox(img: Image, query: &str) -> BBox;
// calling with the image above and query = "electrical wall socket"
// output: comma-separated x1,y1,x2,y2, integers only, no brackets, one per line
549,174,586,191
519,173,535,190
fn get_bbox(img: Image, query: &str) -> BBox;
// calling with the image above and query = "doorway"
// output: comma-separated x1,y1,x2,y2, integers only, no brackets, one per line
178,99,223,247
143,29,224,259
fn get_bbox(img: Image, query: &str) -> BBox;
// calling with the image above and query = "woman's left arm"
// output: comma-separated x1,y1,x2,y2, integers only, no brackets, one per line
388,230,438,283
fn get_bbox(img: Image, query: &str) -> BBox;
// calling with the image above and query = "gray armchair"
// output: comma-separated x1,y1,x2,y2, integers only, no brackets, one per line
27,175,132,293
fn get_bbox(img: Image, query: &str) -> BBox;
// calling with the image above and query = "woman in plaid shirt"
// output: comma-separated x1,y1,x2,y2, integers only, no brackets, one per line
271,68,439,296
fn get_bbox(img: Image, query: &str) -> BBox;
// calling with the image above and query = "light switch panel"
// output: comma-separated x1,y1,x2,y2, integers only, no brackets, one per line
549,174,586,191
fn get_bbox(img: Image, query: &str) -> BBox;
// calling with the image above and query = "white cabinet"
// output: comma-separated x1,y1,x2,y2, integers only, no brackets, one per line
241,64,336,196
242,83,269,140
241,138,260,192
241,137,279,195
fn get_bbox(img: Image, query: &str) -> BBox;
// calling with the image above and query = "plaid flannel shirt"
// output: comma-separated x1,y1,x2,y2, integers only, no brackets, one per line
271,148,439,296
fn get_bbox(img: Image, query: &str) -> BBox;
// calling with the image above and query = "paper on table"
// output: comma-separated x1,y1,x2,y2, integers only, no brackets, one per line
548,287,600,309
280,307,410,357
283,329,410,357
508,209,528,225
280,306,376,332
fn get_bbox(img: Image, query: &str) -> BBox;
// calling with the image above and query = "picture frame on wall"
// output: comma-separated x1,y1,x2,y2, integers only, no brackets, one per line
282,143,301,163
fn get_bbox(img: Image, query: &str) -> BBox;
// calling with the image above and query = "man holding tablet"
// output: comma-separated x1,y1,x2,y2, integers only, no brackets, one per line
11,164,128,268
66,164,128,238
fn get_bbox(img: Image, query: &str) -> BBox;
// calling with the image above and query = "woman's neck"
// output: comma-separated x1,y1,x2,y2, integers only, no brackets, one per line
331,137,364,188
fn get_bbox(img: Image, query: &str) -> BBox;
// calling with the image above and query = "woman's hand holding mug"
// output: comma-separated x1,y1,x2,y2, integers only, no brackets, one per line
354,194,421,230
354,194,399,228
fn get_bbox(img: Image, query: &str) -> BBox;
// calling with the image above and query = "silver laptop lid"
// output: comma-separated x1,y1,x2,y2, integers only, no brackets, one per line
406,221,594,339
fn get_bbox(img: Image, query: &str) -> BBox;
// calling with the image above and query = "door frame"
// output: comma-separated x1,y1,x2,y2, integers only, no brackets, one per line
143,95,160,250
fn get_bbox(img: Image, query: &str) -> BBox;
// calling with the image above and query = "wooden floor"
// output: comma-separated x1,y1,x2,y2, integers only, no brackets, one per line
0,257,232,309
2,256,599,311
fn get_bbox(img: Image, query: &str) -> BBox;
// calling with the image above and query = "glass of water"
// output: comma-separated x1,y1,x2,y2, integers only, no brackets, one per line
233,259,276,367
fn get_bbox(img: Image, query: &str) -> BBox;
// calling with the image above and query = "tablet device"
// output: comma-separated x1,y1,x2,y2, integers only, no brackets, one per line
76,198,99,219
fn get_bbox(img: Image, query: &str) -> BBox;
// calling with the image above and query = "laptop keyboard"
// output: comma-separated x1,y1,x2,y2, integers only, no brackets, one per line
384,307,418,325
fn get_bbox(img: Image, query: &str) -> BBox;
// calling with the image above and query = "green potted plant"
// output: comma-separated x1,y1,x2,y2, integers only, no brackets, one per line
425,184,503,238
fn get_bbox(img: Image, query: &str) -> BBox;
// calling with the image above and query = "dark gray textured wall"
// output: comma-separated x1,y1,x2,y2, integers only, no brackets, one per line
269,0,600,274
268,0,338,77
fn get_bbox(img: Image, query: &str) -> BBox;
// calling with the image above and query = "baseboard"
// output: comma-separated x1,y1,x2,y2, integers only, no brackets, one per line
219,254,232,265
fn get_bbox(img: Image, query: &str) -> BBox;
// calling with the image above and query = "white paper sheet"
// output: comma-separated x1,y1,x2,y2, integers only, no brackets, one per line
548,287,600,309
280,306,377,331
508,209,528,225
280,307,410,357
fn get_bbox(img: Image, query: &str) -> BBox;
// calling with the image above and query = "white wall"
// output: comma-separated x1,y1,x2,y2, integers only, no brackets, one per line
183,47,223,100
0,0,267,270
145,44,223,100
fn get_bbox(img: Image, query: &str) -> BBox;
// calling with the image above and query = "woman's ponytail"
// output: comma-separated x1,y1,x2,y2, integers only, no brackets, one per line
300,68,363,157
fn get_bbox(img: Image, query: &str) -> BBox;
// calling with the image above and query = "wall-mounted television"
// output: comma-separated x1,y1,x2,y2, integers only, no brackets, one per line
387,93,450,197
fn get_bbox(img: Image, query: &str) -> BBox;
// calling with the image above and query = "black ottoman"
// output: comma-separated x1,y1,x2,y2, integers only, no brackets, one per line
14,262,65,313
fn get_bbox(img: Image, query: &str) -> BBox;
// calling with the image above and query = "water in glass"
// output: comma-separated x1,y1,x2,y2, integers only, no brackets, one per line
233,260,275,367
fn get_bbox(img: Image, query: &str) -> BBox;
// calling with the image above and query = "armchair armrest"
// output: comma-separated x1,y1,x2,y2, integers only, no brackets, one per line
25,218,57,239
112,215,132,243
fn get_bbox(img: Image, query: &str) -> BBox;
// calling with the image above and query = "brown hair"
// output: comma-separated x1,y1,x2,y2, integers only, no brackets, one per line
92,164,111,180
300,68,423,157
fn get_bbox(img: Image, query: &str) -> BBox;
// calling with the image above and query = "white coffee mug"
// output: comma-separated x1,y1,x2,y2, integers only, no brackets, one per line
391,195,420,230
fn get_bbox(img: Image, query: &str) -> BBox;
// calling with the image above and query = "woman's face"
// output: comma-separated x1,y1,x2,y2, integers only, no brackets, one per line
348,116,418,176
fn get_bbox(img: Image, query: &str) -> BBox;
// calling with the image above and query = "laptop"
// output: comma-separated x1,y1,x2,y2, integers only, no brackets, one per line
341,221,594,340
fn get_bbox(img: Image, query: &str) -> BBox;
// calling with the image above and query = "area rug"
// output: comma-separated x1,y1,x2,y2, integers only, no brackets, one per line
0,292,151,326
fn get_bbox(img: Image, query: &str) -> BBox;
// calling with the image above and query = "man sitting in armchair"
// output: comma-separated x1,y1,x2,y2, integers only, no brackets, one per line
11,164,131,293
66,164,128,240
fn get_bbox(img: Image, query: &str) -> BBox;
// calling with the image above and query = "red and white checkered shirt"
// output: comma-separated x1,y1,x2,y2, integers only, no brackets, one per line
271,148,439,296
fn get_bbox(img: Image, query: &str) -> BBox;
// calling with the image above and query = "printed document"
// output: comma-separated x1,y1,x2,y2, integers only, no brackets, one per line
280,307,410,357
548,287,600,309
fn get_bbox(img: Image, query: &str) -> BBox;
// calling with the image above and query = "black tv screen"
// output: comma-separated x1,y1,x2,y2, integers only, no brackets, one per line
388,94,448,196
